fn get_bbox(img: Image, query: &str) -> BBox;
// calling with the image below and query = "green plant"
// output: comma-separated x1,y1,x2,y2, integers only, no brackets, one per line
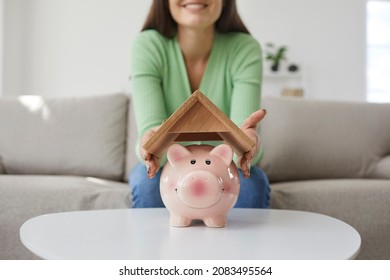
265,43,287,71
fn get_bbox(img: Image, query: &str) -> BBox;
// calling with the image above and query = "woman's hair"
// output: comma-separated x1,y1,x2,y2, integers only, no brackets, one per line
141,0,250,38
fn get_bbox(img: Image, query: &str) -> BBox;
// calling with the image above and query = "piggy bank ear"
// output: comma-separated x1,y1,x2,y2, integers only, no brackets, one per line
167,144,192,165
210,144,233,166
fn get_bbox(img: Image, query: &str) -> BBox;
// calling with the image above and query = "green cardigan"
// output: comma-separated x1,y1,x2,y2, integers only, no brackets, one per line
130,30,263,165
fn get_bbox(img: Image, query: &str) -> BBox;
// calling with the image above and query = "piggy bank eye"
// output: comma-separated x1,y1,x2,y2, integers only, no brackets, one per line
205,159,211,165
190,159,196,165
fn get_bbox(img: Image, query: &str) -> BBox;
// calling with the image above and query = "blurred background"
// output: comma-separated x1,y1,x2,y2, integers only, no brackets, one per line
0,0,388,103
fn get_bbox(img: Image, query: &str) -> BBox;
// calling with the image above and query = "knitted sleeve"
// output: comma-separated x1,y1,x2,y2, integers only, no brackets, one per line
130,31,168,161
229,35,263,164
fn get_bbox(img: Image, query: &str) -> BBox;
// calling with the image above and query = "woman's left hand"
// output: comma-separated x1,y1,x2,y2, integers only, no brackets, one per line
238,109,267,178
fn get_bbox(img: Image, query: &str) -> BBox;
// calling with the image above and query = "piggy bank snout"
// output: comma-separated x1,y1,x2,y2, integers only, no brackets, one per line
177,170,223,209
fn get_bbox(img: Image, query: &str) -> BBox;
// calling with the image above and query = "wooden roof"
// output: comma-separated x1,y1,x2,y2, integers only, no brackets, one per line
143,90,254,156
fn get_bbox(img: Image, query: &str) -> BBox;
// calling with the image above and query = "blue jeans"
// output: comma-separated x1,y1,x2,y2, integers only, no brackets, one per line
129,163,270,208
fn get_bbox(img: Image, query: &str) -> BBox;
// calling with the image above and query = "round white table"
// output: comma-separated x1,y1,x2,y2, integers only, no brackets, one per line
20,208,361,260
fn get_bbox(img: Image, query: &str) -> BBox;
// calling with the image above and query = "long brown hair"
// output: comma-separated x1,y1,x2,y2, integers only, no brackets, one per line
141,0,250,38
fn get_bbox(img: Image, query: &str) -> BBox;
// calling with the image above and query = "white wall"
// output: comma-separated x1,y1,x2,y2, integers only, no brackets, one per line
239,0,367,101
0,0,3,96
3,0,151,96
240,0,366,100
2,0,367,101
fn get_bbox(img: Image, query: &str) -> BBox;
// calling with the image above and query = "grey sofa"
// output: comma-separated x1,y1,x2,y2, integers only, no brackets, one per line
0,93,389,260
260,97,390,260
0,94,134,259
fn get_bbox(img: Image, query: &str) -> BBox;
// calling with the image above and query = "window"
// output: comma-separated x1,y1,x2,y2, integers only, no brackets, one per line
367,0,390,103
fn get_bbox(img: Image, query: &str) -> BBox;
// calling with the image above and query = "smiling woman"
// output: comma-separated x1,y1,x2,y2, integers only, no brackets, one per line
129,0,270,209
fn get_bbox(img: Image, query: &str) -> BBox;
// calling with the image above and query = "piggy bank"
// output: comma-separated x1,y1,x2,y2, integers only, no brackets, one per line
160,143,240,227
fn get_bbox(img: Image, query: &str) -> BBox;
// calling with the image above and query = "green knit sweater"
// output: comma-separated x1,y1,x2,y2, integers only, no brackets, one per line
130,30,263,165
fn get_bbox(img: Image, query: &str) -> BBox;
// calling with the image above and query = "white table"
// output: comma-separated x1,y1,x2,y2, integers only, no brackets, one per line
20,208,361,260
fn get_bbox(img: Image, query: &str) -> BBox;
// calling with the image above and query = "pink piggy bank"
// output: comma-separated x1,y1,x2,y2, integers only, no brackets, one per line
160,143,240,227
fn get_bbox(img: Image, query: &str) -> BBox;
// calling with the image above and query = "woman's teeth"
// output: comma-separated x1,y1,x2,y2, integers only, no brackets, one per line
183,3,207,10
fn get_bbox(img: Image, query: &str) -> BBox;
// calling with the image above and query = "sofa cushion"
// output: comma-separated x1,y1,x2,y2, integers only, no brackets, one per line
0,94,128,180
0,175,131,259
259,97,390,182
270,179,390,259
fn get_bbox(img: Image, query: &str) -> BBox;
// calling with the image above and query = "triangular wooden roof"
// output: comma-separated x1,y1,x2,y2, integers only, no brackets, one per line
143,90,254,156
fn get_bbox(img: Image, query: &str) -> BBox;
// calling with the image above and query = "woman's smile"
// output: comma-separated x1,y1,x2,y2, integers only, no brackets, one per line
170,0,222,29
181,2,209,12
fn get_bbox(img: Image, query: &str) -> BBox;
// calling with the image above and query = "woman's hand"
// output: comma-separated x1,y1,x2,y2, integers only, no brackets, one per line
140,125,162,179
238,109,267,178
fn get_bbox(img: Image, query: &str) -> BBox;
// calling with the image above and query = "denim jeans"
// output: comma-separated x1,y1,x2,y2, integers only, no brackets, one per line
129,163,270,208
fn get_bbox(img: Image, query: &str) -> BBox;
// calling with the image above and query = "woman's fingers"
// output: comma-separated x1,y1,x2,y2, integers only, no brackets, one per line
241,109,267,129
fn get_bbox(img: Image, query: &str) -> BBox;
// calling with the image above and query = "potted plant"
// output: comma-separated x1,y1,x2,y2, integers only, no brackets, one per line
265,43,287,72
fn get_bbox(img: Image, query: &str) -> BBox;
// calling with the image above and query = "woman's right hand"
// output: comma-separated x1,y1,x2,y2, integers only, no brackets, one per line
140,125,162,179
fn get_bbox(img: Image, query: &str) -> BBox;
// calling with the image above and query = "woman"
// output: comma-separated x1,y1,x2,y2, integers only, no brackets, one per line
130,0,270,208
